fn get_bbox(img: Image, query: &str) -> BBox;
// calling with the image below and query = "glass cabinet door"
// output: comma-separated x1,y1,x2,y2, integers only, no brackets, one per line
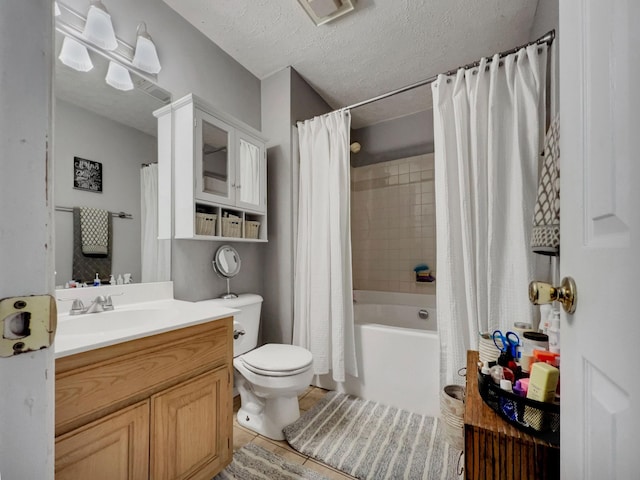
235,130,266,213
195,110,235,206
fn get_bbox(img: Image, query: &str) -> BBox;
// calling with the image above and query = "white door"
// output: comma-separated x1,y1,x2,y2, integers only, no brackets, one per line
560,1,640,478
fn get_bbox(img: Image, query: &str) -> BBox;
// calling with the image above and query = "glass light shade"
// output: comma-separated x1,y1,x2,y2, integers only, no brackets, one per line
58,37,94,72
132,23,161,74
82,1,117,51
54,1,61,16
105,61,134,91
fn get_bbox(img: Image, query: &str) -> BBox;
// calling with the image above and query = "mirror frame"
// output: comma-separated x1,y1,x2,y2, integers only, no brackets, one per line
212,244,241,278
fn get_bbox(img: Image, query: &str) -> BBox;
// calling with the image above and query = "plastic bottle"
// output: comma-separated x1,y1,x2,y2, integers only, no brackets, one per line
548,310,560,354
539,304,552,334
93,273,101,287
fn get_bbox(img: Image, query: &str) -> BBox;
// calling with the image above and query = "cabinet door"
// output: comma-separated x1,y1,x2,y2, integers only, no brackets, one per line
194,109,235,206
151,368,232,480
235,130,266,213
55,401,150,480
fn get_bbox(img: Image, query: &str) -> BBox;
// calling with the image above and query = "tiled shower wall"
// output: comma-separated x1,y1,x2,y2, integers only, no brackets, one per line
351,153,436,294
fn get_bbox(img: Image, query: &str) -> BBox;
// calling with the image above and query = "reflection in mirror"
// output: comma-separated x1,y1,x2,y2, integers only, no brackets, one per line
202,120,229,197
53,28,171,287
212,245,241,299
213,245,241,278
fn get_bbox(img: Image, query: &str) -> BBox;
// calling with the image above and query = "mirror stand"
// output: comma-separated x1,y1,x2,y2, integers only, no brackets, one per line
221,277,238,299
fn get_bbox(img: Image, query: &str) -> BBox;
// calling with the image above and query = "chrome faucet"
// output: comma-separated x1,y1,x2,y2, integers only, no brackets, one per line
67,294,119,315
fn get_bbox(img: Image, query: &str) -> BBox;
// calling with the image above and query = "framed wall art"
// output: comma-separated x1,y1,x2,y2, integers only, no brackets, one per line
73,156,102,193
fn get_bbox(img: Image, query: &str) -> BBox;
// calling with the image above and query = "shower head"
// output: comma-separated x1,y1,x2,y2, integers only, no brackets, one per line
350,142,361,154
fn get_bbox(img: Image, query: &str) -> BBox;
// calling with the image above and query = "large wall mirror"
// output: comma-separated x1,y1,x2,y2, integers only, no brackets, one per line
53,27,172,287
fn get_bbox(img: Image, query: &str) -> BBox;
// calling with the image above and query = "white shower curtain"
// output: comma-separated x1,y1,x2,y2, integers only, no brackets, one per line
432,44,548,386
293,110,358,383
141,164,171,283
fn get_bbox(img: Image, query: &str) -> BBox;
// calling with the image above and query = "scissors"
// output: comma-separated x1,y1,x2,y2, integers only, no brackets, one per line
492,330,520,359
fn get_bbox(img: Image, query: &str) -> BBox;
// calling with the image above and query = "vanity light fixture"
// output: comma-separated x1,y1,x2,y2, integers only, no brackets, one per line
105,61,134,91
82,0,117,51
132,22,161,74
58,36,94,72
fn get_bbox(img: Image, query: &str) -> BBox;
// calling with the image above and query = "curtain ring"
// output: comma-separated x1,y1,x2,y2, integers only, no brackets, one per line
457,367,467,378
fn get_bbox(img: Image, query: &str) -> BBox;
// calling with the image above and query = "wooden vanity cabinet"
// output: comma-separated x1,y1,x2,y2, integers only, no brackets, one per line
55,401,150,480
55,318,233,480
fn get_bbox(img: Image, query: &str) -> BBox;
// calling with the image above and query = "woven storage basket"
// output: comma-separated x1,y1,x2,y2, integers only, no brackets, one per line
440,385,465,450
221,216,242,238
195,212,217,236
477,369,560,445
244,220,260,239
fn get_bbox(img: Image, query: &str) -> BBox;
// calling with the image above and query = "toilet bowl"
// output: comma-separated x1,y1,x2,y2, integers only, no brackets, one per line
197,294,313,440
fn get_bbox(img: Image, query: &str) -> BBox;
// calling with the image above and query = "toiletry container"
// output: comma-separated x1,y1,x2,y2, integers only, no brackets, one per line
548,310,560,354
524,362,560,430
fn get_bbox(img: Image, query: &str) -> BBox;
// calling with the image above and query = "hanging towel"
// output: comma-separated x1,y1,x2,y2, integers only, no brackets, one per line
80,207,109,256
73,208,113,282
531,114,560,255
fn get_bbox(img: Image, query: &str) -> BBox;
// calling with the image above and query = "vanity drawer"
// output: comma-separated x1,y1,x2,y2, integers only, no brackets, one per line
56,317,232,436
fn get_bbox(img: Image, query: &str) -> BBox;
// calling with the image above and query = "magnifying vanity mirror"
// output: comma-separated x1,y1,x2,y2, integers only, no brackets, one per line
212,245,241,299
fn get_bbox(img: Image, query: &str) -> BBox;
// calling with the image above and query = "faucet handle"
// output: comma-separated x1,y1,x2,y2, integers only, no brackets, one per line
69,299,85,315
103,292,123,311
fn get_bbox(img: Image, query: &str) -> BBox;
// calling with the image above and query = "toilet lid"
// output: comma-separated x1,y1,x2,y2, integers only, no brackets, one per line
240,344,312,377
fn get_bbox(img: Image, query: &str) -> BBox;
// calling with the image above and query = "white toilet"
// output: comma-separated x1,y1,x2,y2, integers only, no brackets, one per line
199,294,313,440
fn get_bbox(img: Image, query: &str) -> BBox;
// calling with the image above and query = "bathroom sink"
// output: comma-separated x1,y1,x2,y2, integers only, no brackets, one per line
54,296,239,359
57,306,177,336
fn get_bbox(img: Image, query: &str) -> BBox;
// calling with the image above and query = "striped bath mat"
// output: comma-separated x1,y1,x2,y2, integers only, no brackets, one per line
214,443,331,480
283,391,461,480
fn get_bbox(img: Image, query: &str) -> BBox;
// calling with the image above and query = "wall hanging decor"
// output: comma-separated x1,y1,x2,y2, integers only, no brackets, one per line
73,156,102,193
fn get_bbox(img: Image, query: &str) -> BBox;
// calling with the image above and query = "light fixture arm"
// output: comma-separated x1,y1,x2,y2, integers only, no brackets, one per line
55,1,160,81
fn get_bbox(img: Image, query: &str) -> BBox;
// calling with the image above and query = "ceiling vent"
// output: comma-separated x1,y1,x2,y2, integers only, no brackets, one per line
297,0,355,26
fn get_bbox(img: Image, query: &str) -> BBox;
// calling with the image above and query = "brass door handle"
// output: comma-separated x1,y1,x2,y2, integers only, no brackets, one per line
529,277,577,314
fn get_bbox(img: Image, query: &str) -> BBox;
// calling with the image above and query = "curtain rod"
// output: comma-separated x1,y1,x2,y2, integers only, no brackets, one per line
328,29,555,116
55,206,133,219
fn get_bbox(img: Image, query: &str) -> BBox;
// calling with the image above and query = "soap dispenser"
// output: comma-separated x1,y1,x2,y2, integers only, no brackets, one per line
93,273,101,287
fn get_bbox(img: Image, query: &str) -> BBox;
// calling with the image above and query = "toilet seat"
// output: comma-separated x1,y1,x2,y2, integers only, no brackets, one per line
239,344,312,377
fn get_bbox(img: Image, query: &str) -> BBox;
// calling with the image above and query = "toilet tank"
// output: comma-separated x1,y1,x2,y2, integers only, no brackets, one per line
197,294,263,357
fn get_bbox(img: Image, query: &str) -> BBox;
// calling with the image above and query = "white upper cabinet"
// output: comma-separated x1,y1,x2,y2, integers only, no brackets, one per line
155,94,268,241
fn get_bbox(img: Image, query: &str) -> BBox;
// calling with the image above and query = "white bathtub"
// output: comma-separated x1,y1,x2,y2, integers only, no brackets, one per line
313,291,440,417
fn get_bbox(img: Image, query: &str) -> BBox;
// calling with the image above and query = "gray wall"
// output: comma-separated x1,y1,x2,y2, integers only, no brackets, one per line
59,0,264,301
260,67,331,344
261,68,293,343
351,110,434,168
529,0,559,124
529,0,558,40
54,99,156,286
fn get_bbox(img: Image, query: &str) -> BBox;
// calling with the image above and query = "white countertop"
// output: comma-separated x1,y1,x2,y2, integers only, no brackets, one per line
54,282,238,358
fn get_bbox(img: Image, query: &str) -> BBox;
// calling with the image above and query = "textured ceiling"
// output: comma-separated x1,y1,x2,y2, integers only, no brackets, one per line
162,0,539,128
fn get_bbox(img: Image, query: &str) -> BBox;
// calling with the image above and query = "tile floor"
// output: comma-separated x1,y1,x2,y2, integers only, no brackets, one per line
232,386,357,480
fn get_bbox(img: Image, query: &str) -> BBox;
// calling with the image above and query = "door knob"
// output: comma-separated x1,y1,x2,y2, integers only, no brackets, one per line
529,277,577,314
